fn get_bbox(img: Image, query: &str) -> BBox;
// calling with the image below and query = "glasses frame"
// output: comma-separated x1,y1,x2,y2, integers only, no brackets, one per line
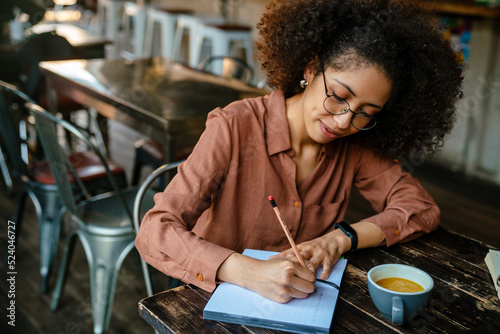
321,65,377,131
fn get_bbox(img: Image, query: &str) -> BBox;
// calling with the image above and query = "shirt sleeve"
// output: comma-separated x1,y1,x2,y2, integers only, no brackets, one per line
135,109,236,292
353,145,440,247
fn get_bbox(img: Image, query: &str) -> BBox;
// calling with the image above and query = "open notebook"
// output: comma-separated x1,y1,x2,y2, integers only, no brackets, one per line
203,249,348,334
484,249,500,301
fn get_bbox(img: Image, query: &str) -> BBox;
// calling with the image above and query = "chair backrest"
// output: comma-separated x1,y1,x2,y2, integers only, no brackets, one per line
27,102,132,221
132,161,183,235
18,31,74,99
197,56,254,84
132,160,183,296
0,81,37,179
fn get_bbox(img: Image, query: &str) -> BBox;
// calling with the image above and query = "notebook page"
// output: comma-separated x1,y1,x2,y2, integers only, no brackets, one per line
204,249,348,333
484,249,500,300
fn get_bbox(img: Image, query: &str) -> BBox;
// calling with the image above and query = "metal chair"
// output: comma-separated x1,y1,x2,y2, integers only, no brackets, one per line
117,2,148,60
0,81,126,293
132,161,183,297
193,23,254,75
27,102,154,334
197,55,254,84
0,144,13,193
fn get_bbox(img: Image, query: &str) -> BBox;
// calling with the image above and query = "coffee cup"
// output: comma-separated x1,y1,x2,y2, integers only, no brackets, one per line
367,264,434,325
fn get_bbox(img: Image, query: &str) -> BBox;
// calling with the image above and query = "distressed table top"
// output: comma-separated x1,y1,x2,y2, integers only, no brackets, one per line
139,227,499,333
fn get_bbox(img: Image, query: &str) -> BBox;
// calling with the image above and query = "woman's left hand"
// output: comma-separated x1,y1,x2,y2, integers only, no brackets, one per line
271,230,351,280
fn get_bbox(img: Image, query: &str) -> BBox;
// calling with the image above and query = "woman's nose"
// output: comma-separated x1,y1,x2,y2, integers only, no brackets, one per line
334,111,353,130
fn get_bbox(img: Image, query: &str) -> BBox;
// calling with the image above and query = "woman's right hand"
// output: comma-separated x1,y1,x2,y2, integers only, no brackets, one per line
217,253,317,303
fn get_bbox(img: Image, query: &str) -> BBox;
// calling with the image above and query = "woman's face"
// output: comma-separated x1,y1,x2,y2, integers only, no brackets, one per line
302,64,392,144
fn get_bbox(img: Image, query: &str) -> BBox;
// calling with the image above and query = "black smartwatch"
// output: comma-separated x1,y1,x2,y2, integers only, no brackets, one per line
334,221,358,252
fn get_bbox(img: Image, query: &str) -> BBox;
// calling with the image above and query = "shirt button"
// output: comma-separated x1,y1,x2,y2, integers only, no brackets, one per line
197,274,204,281
293,201,300,208
290,232,295,238
395,229,401,236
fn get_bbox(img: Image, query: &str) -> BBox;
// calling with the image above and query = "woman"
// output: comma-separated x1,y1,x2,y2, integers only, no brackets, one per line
136,0,462,303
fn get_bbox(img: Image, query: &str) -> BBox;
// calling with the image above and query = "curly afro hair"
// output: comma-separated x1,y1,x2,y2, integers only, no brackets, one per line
256,0,463,157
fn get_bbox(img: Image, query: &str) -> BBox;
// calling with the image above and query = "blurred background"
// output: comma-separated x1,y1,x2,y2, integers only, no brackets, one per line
0,0,499,333
1,0,500,187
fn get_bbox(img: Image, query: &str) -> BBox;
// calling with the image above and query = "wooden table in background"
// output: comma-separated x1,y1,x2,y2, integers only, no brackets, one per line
138,227,499,333
39,57,269,162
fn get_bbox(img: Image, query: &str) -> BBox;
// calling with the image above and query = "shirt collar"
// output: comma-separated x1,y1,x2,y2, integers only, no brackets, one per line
265,90,292,156
264,90,337,159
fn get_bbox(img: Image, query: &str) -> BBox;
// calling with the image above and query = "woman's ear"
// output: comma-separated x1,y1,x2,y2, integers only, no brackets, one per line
304,57,320,81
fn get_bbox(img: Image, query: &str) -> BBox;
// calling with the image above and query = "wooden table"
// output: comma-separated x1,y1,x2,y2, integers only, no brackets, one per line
39,57,269,161
138,227,499,333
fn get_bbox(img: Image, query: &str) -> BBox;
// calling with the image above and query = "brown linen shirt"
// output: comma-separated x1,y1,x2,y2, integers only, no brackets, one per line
135,90,440,292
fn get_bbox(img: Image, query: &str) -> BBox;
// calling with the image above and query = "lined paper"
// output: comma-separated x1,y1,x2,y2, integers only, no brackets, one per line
203,249,348,334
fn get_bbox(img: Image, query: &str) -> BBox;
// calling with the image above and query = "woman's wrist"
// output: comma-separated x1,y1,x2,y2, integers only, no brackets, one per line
216,252,255,289
325,221,384,254
334,221,358,252
325,229,352,255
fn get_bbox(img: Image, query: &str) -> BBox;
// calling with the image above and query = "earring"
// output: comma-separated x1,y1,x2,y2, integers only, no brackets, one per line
300,79,309,89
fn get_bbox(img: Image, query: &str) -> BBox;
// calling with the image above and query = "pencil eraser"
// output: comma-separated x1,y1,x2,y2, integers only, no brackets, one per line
268,195,274,201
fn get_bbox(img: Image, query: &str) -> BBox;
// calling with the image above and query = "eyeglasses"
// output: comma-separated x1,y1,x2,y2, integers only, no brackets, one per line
321,67,377,131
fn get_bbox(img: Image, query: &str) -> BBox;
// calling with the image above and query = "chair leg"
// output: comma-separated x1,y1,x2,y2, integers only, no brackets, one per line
4,189,28,265
88,108,108,157
140,258,154,297
38,204,63,293
8,184,62,292
0,145,13,193
30,187,62,293
51,230,78,311
12,188,28,233
81,232,135,334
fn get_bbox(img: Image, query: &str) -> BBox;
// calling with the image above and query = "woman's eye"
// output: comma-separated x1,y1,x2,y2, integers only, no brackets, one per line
331,91,344,102
358,110,373,117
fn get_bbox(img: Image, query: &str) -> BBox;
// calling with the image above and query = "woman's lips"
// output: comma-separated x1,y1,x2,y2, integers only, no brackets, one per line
320,121,341,139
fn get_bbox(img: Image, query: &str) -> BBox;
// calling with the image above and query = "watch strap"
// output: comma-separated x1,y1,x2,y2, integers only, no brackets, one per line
335,221,358,252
